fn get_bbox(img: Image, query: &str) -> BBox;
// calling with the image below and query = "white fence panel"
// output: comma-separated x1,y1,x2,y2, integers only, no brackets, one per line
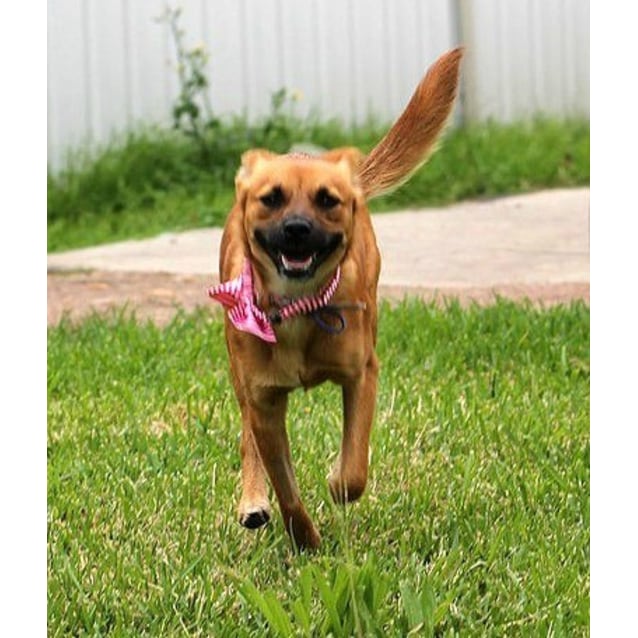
459,0,590,121
47,0,589,170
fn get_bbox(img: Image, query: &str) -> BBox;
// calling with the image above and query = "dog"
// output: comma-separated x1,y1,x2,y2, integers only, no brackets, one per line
209,48,462,550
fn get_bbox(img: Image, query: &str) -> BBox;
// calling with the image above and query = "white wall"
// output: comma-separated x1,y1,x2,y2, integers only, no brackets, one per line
47,0,589,169
459,0,589,121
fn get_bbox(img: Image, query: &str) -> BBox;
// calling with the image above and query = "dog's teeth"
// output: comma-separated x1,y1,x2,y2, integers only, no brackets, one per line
281,255,313,271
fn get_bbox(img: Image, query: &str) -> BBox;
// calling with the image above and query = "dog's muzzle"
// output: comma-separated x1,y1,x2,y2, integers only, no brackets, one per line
254,215,343,279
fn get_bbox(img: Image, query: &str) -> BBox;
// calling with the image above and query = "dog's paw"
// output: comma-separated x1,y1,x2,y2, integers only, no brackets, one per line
292,526,321,552
285,512,322,551
328,471,366,504
239,506,271,529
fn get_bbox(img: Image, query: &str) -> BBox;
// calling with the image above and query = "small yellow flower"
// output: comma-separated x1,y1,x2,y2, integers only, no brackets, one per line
290,88,304,102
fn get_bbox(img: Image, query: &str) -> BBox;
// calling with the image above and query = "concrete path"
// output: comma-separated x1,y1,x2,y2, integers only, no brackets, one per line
48,188,589,290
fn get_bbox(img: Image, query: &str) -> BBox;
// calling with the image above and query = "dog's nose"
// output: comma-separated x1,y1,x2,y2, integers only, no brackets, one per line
282,216,312,240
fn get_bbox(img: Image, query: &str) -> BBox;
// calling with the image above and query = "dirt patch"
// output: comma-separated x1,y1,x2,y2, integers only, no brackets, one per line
47,270,589,327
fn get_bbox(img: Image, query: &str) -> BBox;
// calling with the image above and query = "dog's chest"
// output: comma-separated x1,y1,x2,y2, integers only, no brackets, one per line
268,318,314,386
260,317,364,389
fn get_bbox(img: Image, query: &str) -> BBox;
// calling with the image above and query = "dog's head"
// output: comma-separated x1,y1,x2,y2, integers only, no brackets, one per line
228,47,463,294
235,148,364,289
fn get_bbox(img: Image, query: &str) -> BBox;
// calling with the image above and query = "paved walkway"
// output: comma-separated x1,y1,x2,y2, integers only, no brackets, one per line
48,187,589,287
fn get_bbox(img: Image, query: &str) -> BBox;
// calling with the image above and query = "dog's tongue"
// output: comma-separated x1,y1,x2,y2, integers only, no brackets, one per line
282,254,313,271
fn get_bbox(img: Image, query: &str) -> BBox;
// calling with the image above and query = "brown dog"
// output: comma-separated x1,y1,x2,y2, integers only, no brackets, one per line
210,48,462,550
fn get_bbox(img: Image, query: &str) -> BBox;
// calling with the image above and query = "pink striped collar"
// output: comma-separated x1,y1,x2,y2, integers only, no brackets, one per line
208,259,341,343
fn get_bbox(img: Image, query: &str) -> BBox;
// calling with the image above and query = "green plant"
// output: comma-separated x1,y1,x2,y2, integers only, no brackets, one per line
158,6,305,165
158,6,215,160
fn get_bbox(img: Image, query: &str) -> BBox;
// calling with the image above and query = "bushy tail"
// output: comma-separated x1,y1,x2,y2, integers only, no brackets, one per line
358,47,463,199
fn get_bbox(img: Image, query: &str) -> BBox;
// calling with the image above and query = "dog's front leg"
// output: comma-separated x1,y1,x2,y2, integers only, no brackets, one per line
329,353,379,504
249,388,321,550
228,364,272,529
237,419,272,529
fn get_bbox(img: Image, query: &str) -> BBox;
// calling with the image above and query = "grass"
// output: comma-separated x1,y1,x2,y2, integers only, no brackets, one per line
47,117,589,252
48,300,590,636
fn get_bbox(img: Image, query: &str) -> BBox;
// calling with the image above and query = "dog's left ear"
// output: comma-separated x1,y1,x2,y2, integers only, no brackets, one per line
320,147,365,184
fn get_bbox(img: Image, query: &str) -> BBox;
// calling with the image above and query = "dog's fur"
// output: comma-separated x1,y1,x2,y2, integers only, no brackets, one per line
218,48,462,549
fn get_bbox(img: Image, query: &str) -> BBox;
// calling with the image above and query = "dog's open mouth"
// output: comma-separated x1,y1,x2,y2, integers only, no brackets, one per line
280,253,315,275
255,224,343,280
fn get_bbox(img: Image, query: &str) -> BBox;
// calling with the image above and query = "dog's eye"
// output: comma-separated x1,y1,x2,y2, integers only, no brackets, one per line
315,188,340,210
260,187,284,209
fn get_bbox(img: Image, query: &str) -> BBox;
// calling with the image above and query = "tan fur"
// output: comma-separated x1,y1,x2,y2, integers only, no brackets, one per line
218,49,462,550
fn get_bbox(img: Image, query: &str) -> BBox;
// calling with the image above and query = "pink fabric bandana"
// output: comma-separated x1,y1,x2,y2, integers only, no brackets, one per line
208,259,341,344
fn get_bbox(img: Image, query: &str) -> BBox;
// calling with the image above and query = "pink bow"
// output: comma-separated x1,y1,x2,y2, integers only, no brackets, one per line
208,260,276,343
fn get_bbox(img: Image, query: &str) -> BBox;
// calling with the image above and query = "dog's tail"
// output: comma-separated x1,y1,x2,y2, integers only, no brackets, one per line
358,47,463,199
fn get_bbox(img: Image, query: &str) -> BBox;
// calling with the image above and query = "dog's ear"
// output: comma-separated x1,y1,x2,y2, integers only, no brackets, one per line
321,147,365,176
358,47,463,199
235,149,277,194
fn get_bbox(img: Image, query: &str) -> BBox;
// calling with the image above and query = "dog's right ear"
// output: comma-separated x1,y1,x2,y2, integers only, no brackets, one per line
235,149,277,195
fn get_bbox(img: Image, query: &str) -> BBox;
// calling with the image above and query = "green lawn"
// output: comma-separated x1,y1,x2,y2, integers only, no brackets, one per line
47,118,589,252
47,300,590,636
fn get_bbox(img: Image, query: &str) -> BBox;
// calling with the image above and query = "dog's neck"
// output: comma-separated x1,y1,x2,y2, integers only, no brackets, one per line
208,258,343,343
